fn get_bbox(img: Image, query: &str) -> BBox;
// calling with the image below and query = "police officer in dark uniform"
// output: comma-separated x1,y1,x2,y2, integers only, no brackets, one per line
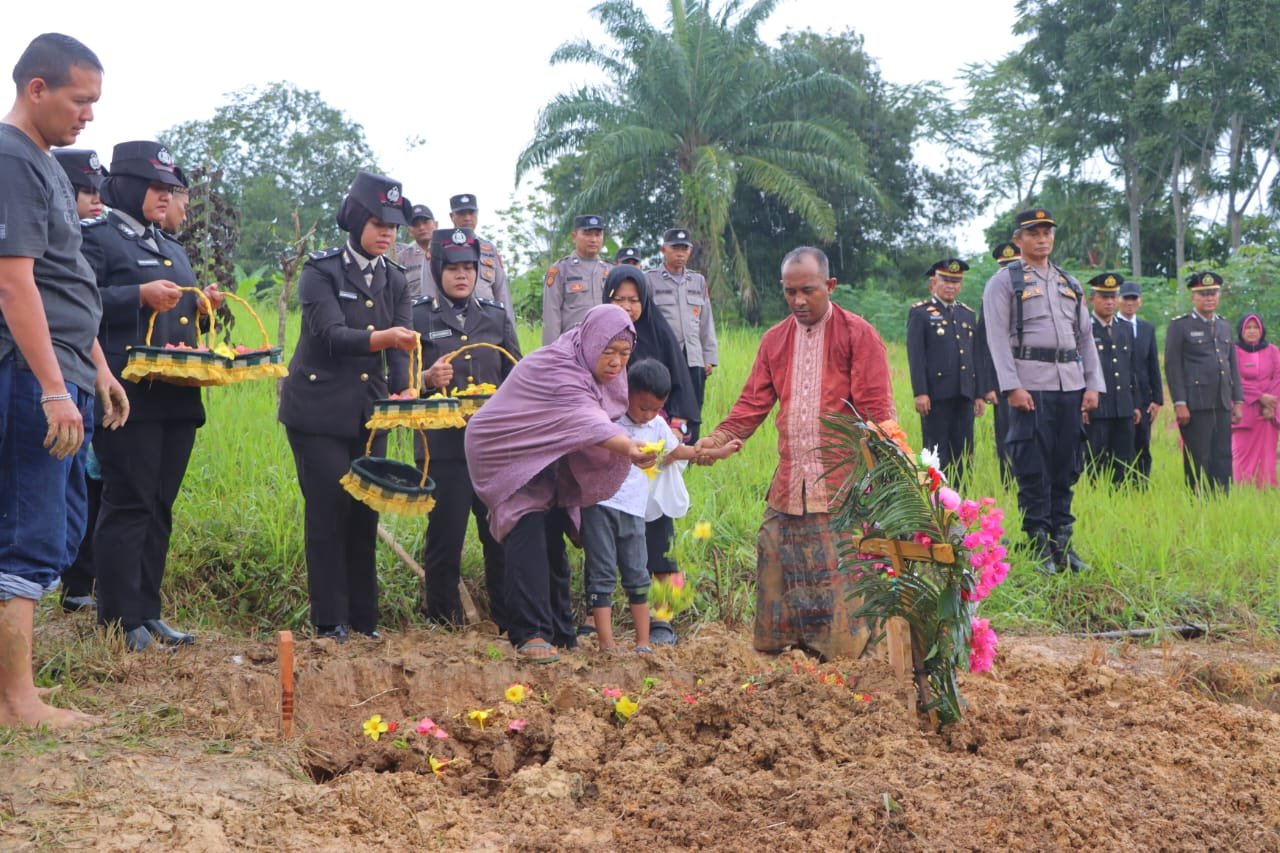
413,227,521,627
906,258,981,488
1165,272,1243,492
617,246,643,267
542,214,612,344
1083,273,1140,485
982,208,1103,573
447,193,515,327
278,171,417,642
52,148,108,612
53,148,107,221
976,242,1020,482
80,141,220,651
1117,280,1162,483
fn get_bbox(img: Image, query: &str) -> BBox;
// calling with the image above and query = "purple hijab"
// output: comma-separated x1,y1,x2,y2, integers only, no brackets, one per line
466,304,636,540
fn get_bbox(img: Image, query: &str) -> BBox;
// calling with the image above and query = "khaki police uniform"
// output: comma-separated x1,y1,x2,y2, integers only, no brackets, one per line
542,252,612,344
645,265,718,438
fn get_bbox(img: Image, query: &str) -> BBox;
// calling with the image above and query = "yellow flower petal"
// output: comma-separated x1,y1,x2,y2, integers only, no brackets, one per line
504,684,526,704
614,695,638,720
467,708,494,729
692,521,712,540
429,755,449,776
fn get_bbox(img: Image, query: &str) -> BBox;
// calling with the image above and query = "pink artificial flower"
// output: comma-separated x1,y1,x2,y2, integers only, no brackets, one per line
969,617,999,673
958,499,981,526
508,719,527,732
669,573,686,589
683,694,698,704
937,487,961,511
913,532,934,547
416,717,437,736
432,727,450,740
602,687,622,700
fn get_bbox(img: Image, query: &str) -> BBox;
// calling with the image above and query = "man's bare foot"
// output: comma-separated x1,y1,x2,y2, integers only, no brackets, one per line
0,695,101,729
36,684,62,698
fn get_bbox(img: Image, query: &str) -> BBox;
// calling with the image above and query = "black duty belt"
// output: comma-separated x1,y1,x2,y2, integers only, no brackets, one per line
1012,346,1078,363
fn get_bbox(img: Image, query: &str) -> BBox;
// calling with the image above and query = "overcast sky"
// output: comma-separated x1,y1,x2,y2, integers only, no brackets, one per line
5,0,1020,255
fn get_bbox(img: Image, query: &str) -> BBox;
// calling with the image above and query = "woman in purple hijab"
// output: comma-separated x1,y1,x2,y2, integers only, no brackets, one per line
465,304,656,662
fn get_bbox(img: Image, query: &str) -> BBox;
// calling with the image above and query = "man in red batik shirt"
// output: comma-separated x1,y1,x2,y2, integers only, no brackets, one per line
695,246,897,659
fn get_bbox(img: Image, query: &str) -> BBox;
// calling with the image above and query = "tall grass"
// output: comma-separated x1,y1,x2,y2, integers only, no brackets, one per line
164,303,1280,638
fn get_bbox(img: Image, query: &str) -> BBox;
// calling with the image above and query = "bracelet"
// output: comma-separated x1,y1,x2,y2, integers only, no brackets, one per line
40,392,73,404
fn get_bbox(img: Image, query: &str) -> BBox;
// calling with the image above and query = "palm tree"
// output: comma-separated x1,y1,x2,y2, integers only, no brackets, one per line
517,0,879,321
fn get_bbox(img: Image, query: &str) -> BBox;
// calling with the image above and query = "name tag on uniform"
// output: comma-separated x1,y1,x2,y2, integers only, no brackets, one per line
136,259,159,267
428,329,452,340
338,290,358,300
1189,330,1205,338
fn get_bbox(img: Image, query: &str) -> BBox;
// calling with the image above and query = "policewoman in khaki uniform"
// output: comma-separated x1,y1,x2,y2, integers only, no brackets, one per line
906,258,980,488
413,227,521,627
278,171,417,642
541,214,612,344
81,141,219,651
1165,272,1243,492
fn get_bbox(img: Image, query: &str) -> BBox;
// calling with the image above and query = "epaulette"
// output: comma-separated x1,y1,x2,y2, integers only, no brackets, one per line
957,301,974,312
307,247,341,262
412,295,432,307
81,216,106,228
911,299,929,308
478,297,506,310
386,257,405,272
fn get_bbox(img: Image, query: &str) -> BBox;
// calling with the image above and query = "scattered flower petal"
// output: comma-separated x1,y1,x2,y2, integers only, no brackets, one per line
692,521,712,540
614,695,638,720
429,755,449,777
362,714,389,742
508,719,527,732
467,708,494,729
505,683,527,704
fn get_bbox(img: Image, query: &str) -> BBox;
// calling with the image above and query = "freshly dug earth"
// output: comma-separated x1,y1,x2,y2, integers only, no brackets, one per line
2,621,1279,851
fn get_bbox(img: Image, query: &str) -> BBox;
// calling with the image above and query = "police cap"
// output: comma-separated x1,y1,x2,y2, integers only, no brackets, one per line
410,204,434,223
991,242,1020,264
573,214,606,231
450,193,478,213
927,258,969,280
1087,272,1123,293
1186,271,1223,291
1118,280,1142,298
431,227,481,266
1014,207,1056,230
338,170,411,229
53,148,107,191
107,140,184,188
662,228,693,247
616,246,643,265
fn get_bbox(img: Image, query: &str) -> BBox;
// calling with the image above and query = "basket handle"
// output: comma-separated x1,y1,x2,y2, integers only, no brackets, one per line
219,290,274,348
440,342,519,367
407,333,423,396
144,286,215,348
362,426,431,488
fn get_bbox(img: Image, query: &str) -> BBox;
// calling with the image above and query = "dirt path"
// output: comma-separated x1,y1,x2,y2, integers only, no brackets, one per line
2,623,1278,851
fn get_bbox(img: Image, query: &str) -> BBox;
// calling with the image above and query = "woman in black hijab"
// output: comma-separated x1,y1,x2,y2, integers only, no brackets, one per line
600,264,697,645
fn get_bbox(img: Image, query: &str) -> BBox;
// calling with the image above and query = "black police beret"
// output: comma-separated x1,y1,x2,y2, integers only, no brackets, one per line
107,140,184,187
662,228,693,246
574,214,606,230
431,227,481,265
410,204,434,222
1014,208,1056,229
1118,280,1142,298
338,170,411,230
449,193,478,213
1186,271,1223,290
1087,272,1123,292
928,258,969,278
616,246,642,264
53,148,107,191
991,242,1020,264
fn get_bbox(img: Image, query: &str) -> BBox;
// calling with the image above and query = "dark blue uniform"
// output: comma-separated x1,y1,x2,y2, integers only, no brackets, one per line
278,247,412,633
80,214,205,630
1084,316,1138,484
1127,315,1162,481
1165,309,1242,492
906,296,978,487
412,293,520,627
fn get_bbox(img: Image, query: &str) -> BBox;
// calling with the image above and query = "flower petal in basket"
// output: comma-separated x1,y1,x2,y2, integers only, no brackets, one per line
340,457,436,516
366,395,466,431
122,345,232,387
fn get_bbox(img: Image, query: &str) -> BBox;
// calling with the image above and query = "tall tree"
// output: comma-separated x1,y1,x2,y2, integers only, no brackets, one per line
161,82,380,271
518,0,878,322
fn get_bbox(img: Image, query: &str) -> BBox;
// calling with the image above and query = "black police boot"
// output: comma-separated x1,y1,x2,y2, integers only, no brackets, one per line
316,624,349,643
143,619,196,645
1026,529,1057,574
61,594,96,613
1053,526,1092,574
124,625,153,652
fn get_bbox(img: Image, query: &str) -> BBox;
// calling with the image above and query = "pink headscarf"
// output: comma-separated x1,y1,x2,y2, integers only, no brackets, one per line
465,304,636,540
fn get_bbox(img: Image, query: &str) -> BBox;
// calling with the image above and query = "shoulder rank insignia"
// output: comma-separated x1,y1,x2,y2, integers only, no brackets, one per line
308,247,341,262
386,258,405,271
479,297,506,310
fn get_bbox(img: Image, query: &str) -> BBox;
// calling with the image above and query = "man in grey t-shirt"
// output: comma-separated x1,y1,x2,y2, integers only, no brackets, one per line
0,33,128,729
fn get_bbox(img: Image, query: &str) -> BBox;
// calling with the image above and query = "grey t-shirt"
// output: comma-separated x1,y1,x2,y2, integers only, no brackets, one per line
0,124,102,393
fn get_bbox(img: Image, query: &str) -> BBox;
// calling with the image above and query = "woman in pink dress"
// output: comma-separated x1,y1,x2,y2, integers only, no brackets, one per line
1232,314,1280,487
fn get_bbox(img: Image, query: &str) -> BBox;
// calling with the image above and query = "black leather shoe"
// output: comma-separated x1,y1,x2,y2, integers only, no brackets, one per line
143,619,196,645
1059,548,1092,574
1027,530,1058,575
124,625,152,652
316,625,349,643
356,629,381,640
61,594,96,613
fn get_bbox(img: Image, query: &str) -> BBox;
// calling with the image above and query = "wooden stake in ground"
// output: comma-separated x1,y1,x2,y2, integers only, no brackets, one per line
376,524,479,624
279,630,294,739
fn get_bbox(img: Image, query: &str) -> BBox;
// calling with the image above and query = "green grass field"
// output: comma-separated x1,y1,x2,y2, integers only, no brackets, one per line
161,304,1280,639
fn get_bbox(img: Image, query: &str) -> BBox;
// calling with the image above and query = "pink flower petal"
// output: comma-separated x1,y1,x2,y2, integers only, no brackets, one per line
508,719,527,732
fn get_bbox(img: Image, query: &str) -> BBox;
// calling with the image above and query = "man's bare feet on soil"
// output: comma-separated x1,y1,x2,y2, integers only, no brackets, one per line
0,695,101,729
